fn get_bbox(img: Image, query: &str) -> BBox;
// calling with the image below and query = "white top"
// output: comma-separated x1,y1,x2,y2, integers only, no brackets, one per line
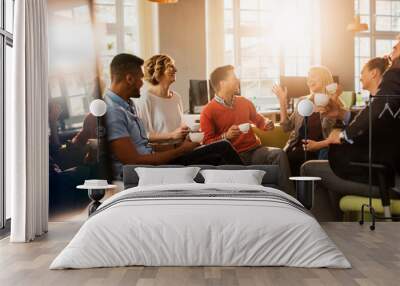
133,90,184,135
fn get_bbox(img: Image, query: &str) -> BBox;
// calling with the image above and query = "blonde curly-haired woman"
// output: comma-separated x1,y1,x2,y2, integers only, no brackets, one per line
134,54,189,147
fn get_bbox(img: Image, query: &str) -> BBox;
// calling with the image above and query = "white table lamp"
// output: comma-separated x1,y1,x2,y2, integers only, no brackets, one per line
89,99,107,162
90,99,107,117
297,99,314,161
297,99,314,117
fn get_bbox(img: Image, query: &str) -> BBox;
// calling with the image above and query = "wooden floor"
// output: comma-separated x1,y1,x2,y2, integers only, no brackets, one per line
0,222,399,286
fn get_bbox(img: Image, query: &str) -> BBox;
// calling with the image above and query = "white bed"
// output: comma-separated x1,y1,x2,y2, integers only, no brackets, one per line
50,183,351,269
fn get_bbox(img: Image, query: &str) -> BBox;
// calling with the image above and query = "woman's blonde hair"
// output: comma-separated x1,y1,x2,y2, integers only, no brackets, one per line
308,66,334,92
307,66,346,113
144,54,174,85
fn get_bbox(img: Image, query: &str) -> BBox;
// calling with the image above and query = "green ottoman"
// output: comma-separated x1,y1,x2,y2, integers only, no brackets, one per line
340,195,400,221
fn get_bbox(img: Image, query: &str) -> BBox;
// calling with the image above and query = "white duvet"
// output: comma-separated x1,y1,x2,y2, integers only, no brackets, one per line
50,183,351,269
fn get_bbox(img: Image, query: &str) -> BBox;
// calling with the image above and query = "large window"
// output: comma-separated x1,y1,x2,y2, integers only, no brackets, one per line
223,0,318,111
1,0,14,229
94,0,140,87
354,0,400,92
47,0,139,131
48,2,98,131
46,1,141,214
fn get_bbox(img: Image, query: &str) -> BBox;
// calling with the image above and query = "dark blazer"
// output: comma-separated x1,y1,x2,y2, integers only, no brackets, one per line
329,68,400,184
346,68,400,143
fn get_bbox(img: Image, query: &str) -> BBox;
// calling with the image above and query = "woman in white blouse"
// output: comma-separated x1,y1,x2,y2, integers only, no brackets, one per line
134,54,189,148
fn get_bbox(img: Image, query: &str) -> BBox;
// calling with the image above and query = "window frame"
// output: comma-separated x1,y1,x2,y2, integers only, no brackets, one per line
94,0,140,87
1,0,14,231
354,0,399,92
224,0,318,111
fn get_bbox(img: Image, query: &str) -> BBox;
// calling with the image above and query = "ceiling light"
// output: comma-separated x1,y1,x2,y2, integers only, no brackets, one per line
347,15,369,32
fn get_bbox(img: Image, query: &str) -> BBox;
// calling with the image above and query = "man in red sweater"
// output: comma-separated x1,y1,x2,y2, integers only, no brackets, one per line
200,65,293,194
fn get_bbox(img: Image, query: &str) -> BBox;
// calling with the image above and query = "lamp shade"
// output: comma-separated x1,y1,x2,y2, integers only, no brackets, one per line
347,15,368,32
297,99,314,117
90,99,107,117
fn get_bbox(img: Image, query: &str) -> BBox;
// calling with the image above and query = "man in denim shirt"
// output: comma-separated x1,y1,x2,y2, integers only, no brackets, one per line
105,54,199,179
105,89,153,179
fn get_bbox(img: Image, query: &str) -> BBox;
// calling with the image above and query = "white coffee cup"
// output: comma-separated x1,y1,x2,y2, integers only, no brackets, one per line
238,123,250,133
326,83,338,94
189,132,204,143
314,93,330,107
189,123,200,132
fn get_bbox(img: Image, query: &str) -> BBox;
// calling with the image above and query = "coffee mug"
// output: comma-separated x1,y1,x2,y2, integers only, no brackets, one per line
314,93,329,107
238,123,250,133
189,123,200,132
326,83,338,94
189,132,204,143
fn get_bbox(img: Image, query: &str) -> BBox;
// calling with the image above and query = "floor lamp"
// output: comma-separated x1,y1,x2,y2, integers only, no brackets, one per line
89,99,107,163
82,99,109,215
297,99,314,161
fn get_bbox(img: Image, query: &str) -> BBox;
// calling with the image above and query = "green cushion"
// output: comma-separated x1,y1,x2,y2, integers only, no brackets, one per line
252,125,289,149
340,195,400,214
339,91,355,109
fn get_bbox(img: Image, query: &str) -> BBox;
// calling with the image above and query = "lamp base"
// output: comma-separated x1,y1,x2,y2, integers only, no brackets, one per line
295,180,314,210
88,189,105,215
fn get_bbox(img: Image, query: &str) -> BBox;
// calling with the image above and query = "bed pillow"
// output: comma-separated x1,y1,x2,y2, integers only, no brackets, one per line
135,167,201,186
200,169,266,185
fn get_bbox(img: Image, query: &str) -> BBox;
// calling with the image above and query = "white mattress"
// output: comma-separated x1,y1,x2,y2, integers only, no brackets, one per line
50,183,351,269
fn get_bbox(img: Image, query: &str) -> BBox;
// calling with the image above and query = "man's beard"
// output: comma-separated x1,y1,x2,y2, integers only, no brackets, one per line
131,88,141,98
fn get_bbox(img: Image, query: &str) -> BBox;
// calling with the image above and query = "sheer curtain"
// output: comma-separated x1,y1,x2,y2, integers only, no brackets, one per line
9,0,49,242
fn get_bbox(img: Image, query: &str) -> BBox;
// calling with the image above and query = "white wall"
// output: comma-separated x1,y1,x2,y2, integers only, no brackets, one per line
320,0,355,90
158,0,207,112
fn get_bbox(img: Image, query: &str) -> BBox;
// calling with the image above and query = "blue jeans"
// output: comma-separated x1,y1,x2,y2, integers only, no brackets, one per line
318,148,329,160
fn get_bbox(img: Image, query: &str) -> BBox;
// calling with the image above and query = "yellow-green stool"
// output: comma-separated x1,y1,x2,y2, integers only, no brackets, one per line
340,195,400,222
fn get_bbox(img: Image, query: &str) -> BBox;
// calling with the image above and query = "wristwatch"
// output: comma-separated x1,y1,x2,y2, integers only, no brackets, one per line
339,131,354,144
339,131,345,143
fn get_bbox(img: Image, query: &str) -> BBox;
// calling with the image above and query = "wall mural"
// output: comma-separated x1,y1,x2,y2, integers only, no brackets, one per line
48,0,110,216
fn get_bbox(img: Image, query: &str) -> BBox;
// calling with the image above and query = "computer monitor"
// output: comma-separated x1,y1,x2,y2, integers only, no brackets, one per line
189,80,209,114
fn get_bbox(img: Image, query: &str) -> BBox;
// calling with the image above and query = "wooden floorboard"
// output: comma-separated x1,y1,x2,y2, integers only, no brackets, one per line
0,222,399,286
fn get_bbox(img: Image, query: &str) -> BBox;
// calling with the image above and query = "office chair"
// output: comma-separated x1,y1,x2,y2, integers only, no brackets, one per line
352,95,400,230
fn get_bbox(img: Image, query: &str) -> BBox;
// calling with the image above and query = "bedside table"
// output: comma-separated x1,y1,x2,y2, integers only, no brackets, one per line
77,180,116,216
289,176,321,210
